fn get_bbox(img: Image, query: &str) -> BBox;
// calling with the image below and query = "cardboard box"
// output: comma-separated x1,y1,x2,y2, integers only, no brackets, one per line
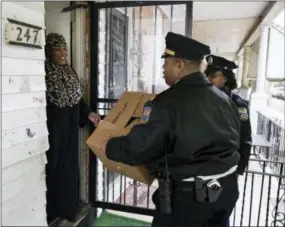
86,91,156,186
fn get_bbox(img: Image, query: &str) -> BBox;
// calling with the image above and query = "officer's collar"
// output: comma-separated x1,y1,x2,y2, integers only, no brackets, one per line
221,87,232,98
172,72,211,87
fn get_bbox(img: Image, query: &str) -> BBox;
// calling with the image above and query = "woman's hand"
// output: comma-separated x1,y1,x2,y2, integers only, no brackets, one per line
88,112,101,127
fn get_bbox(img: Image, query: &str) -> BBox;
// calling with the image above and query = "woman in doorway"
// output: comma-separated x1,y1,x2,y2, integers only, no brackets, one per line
45,33,101,223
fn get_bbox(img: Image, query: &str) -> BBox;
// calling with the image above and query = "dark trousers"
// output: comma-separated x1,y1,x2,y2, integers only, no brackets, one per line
226,219,230,226
152,173,239,226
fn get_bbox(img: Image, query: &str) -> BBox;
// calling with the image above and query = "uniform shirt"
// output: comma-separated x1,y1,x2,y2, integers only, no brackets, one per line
106,72,241,181
231,93,252,174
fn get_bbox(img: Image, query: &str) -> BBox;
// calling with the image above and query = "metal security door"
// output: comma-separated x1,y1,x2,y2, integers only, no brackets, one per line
89,1,193,217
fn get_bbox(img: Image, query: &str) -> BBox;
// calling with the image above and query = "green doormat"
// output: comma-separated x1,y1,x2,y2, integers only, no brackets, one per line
93,211,151,226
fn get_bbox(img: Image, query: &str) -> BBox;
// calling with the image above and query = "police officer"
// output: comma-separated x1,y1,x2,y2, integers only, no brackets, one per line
103,32,240,226
205,55,252,175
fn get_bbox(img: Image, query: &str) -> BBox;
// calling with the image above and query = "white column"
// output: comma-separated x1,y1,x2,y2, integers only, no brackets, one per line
255,24,270,93
250,24,270,134
236,54,244,88
241,46,251,87
238,46,251,100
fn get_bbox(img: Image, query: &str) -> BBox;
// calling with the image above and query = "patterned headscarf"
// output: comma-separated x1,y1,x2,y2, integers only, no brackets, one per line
45,33,82,107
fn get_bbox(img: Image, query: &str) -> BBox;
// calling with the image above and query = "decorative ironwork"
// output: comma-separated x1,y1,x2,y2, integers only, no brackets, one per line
130,29,147,92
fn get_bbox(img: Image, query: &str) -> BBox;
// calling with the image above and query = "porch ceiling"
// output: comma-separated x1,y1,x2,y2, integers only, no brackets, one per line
193,2,268,21
168,2,270,58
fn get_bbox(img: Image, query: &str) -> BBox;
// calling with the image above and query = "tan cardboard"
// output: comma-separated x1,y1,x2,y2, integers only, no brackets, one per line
86,91,156,186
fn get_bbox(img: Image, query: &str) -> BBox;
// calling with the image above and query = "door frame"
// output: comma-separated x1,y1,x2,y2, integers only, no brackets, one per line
88,0,193,217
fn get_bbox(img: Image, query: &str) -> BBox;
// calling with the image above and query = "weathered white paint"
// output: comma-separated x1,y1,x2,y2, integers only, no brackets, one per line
2,178,46,218
2,107,47,131
2,91,46,112
2,121,48,149
2,75,46,94
2,165,45,203
1,2,48,226
2,153,46,185
2,57,45,76
1,2,46,28
2,137,49,169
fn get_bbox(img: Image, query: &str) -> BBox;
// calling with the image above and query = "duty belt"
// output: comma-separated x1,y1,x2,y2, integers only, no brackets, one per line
182,165,237,182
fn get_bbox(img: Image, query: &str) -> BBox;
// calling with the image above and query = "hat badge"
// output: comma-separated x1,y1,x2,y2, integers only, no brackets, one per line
207,56,213,65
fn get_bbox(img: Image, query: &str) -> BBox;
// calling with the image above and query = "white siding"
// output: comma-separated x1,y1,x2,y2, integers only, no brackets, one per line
1,2,48,226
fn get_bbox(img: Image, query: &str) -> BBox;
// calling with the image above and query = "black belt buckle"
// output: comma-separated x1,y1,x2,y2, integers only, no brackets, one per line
158,177,172,214
195,178,207,202
206,179,223,203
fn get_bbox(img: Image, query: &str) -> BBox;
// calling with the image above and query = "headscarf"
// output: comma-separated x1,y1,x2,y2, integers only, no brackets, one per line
45,33,82,108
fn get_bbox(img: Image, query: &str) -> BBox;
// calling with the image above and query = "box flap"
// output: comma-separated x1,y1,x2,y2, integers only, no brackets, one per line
104,92,144,128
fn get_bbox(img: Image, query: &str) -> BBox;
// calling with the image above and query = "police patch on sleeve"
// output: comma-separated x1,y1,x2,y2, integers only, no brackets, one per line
238,107,248,121
141,106,152,123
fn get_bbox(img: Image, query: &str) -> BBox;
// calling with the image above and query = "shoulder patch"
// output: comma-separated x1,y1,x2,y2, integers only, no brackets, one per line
141,106,152,123
238,107,248,121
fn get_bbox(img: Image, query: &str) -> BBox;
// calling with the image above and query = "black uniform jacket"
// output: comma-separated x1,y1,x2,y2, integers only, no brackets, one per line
106,72,241,181
231,93,252,174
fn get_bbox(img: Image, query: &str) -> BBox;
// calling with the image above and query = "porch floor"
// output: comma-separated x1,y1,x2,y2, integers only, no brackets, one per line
93,211,151,226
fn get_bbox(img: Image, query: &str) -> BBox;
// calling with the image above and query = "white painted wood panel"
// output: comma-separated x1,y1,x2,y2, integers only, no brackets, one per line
2,57,45,76
2,37,46,60
13,2,45,14
2,167,45,203
1,2,48,226
2,75,46,94
2,153,47,185
2,107,47,131
2,178,46,219
1,2,46,28
2,137,49,169
2,122,48,149
2,91,46,112
3,197,46,226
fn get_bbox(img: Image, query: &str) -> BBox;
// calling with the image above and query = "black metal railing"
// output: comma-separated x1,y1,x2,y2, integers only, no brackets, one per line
94,107,285,226
256,112,285,177
96,157,285,226
230,158,285,227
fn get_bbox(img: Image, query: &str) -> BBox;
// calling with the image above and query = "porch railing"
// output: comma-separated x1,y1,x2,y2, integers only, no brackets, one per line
256,111,285,176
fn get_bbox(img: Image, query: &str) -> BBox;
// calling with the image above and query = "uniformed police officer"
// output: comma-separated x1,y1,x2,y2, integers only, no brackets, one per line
205,55,252,175
103,32,240,226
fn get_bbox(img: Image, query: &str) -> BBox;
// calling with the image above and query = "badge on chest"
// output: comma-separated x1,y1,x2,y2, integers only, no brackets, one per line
141,106,152,123
238,107,248,121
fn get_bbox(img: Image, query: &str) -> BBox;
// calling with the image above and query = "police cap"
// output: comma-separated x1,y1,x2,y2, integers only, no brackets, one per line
161,32,211,61
206,55,238,70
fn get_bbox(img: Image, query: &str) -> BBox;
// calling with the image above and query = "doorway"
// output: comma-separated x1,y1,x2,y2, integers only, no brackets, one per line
44,1,92,225
89,0,193,220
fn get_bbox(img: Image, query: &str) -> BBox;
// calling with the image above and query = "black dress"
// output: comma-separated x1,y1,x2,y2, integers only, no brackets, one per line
45,98,91,223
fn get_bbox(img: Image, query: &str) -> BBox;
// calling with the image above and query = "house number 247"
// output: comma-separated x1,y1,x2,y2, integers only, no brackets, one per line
16,27,39,44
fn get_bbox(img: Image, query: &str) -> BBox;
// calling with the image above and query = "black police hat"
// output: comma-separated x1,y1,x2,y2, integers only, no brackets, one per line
161,32,211,61
206,55,238,70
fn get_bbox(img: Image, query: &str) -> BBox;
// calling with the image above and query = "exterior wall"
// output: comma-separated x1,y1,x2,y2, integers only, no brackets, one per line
45,2,71,64
1,2,48,226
